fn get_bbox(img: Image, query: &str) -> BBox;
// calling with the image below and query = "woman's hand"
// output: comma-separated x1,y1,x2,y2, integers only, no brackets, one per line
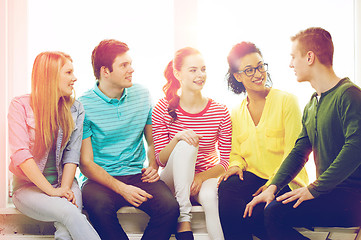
217,166,244,187
190,174,204,196
50,186,77,207
174,130,203,147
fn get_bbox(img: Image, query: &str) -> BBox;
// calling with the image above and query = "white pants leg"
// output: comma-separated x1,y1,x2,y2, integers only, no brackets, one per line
12,180,100,240
160,140,198,223
195,178,224,240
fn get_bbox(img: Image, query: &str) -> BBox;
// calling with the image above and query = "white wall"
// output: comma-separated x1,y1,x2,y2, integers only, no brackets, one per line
355,0,361,86
1,0,360,207
0,0,28,208
0,0,8,208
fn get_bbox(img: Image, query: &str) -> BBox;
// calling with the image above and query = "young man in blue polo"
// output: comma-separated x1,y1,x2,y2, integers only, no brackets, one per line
244,27,361,240
79,39,179,240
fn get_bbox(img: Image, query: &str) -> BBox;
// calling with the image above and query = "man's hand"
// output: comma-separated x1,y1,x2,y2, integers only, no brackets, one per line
252,184,268,197
217,166,244,187
119,184,153,207
276,186,314,208
243,185,277,218
141,167,160,183
190,174,204,196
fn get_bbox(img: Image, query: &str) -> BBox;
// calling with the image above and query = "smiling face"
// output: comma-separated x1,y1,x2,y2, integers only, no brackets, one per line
175,54,207,92
58,60,77,97
233,52,267,93
107,52,134,89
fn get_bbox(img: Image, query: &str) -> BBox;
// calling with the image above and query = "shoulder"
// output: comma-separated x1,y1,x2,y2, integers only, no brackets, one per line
208,99,230,116
337,78,361,98
231,98,246,116
128,83,150,95
78,88,96,104
11,94,30,104
153,98,168,114
71,99,84,113
127,83,152,104
270,88,298,102
9,94,31,111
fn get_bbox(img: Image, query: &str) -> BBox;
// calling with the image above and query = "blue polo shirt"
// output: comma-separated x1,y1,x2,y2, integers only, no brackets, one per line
78,82,152,179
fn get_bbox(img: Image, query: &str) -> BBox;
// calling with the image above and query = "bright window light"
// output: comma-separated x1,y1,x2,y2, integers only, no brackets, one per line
26,0,354,184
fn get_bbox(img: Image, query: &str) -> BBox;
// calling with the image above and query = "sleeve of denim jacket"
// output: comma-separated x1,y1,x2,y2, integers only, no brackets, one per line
62,100,85,165
8,97,34,168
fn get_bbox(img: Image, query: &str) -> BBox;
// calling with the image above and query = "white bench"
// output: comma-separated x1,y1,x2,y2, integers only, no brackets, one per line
1,207,360,240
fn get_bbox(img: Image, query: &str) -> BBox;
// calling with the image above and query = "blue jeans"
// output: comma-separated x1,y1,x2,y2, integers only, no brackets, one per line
264,188,361,240
12,180,100,240
82,173,179,240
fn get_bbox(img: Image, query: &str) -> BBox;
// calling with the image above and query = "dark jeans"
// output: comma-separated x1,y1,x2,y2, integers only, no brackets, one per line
264,188,361,240
218,171,291,240
82,173,179,240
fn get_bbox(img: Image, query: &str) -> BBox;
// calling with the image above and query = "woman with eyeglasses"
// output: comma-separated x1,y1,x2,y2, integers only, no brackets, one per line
8,52,101,240
217,42,309,240
152,47,232,240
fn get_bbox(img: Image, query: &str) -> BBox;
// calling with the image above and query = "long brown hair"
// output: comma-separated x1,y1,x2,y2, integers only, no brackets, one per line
30,51,75,158
163,47,200,122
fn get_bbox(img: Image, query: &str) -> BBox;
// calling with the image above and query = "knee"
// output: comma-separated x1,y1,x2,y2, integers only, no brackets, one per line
264,200,282,224
198,188,218,211
56,202,85,223
162,197,180,220
218,176,240,201
82,193,116,218
175,140,198,154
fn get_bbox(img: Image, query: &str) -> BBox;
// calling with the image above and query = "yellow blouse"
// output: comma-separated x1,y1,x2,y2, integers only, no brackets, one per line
230,88,309,190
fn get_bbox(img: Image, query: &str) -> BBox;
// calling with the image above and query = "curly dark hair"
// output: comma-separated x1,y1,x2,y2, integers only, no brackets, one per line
226,42,271,94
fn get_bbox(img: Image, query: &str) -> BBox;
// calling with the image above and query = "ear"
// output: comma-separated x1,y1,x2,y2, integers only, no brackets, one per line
173,69,181,81
233,73,243,83
100,66,110,78
306,51,315,65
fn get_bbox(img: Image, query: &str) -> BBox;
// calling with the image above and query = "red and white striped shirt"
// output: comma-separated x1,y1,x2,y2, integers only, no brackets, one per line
152,98,232,173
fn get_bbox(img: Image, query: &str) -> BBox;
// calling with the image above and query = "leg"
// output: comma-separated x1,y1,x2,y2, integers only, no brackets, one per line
12,182,100,240
218,172,267,240
195,177,224,240
129,174,179,240
264,188,361,240
160,141,198,224
82,179,130,240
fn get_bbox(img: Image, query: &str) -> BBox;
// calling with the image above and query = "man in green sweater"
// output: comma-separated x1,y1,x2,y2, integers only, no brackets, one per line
244,27,361,240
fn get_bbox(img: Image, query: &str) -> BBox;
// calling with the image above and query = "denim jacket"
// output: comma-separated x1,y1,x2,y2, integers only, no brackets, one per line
8,94,85,189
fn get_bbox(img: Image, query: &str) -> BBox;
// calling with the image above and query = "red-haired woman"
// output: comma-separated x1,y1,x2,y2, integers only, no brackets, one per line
152,47,232,240
8,52,100,240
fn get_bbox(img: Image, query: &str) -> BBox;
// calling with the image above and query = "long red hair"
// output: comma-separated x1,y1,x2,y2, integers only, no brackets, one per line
30,51,75,158
163,47,200,122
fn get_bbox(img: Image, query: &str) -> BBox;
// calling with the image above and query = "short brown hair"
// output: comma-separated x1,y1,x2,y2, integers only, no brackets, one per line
291,27,334,67
91,39,129,80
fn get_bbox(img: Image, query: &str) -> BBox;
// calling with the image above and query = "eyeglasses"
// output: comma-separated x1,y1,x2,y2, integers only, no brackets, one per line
237,63,268,77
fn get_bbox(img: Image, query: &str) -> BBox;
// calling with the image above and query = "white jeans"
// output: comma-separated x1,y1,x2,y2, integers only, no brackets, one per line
160,141,224,240
12,180,100,240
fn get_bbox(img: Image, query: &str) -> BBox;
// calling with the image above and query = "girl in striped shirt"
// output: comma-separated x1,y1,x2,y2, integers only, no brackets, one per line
152,47,232,240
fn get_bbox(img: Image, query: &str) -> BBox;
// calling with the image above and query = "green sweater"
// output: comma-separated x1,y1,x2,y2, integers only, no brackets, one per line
271,78,361,198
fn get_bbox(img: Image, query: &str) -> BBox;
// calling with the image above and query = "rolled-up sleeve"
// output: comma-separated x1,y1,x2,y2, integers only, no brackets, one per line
8,98,34,167
62,101,85,165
